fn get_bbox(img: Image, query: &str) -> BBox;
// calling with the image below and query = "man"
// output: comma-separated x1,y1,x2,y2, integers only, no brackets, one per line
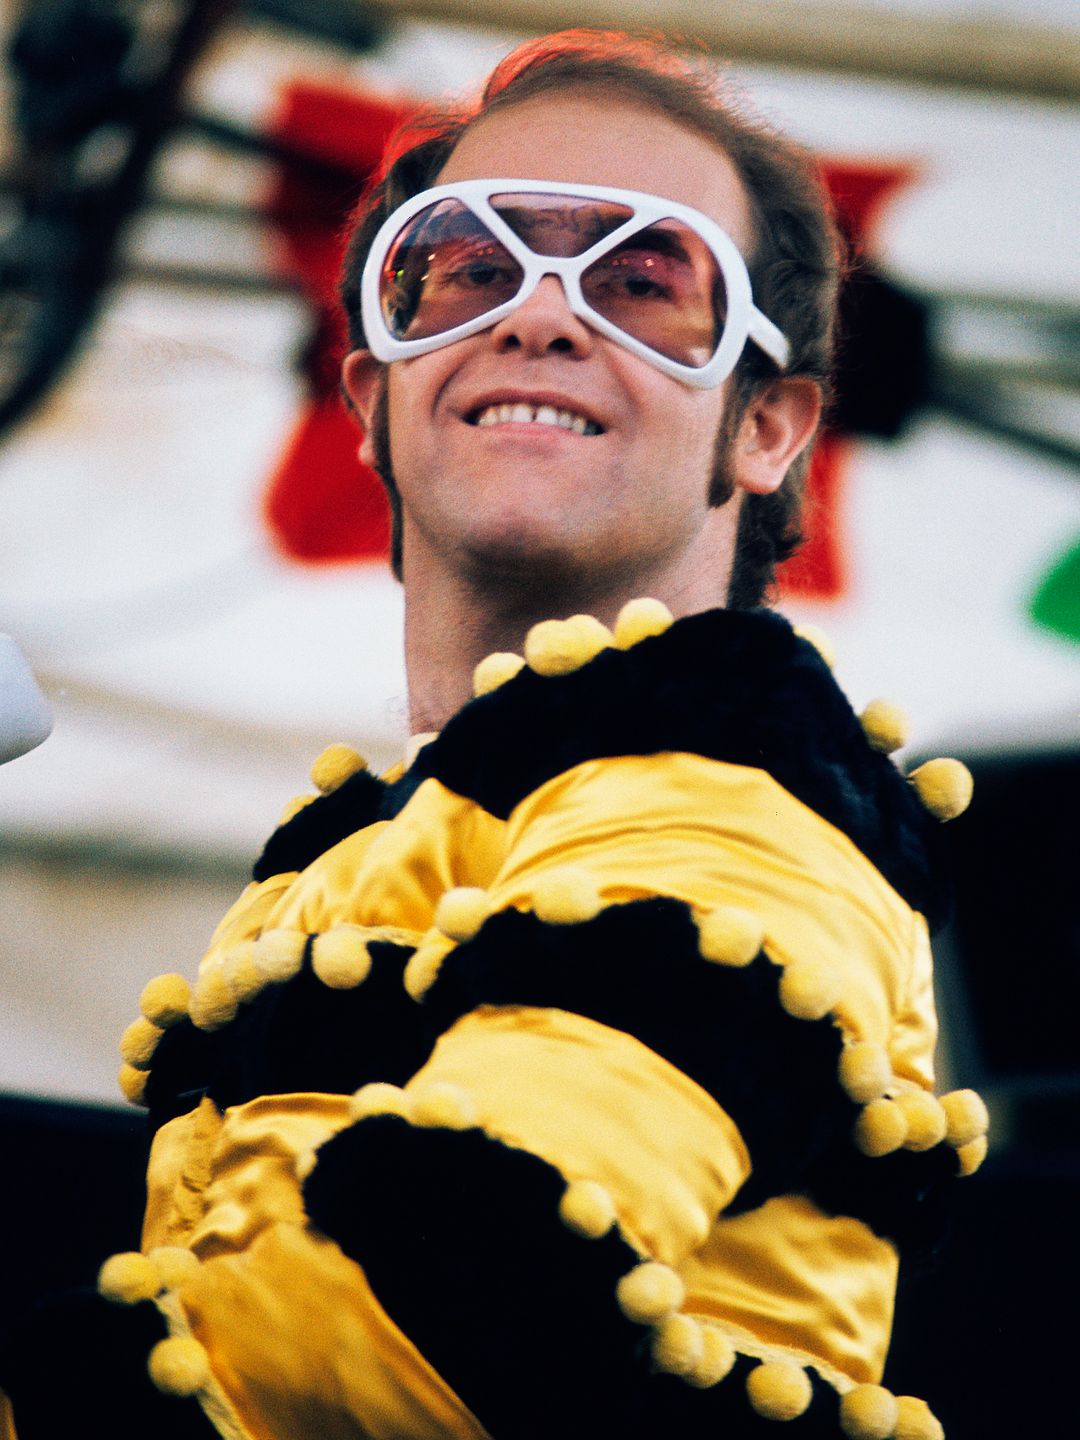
1,29,984,1440
341,88,822,735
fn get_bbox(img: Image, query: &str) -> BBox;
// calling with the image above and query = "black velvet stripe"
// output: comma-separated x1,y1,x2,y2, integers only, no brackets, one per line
408,608,947,925
0,1290,220,1440
207,941,439,1111
252,766,387,882
422,899,957,1248
145,1022,226,1133
146,942,439,1133
304,1117,643,1439
805,1139,959,1269
303,1118,846,1440
423,899,854,1211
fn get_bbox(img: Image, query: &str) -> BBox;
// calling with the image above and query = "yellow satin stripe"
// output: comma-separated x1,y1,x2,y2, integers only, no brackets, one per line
890,912,940,1089
680,1195,899,1386
154,1289,256,1440
269,782,507,937
144,1092,492,1439
488,754,933,1078
187,1093,355,1260
406,1005,750,1268
144,1097,225,1251
202,873,301,972
143,1094,355,1257
0,1390,17,1440
180,1224,492,1440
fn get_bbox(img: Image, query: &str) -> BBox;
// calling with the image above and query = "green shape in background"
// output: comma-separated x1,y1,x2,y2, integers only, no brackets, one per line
1030,533,1080,644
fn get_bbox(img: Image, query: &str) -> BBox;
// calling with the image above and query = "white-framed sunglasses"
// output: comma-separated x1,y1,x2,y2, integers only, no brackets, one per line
360,178,790,388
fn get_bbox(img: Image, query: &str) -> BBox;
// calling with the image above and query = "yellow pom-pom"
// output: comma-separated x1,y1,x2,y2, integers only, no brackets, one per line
403,930,455,1001
746,1361,813,1421
778,958,841,1021
148,1246,201,1291
896,1090,948,1151
98,1251,160,1305
310,743,366,795
524,614,611,676
613,596,674,649
793,623,836,669
188,966,238,1032
118,1016,165,1070
956,1133,988,1176
893,1395,945,1440
118,1063,149,1106
311,926,373,989
908,757,973,821
650,1314,705,1377
279,793,315,826
148,1336,210,1397
839,1384,899,1440
696,905,764,967
434,887,490,942
838,1043,892,1104
685,1325,737,1388
411,1082,477,1131
854,1098,909,1157
221,939,263,1004
139,973,191,1029
567,613,614,656
473,651,526,696
859,698,911,754
349,1082,412,1121
559,1180,617,1240
941,1088,990,1148
615,1262,686,1325
532,866,602,925
252,928,307,983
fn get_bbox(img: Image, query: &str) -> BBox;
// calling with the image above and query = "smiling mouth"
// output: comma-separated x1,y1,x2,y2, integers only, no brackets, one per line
467,402,603,435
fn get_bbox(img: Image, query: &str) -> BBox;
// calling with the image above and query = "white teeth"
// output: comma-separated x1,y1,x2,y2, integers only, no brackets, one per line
472,403,599,434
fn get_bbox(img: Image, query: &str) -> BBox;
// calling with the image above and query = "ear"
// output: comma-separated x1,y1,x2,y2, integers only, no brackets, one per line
342,349,384,469
730,377,822,496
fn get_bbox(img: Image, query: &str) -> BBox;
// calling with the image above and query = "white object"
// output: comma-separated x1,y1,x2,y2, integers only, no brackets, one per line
0,635,53,764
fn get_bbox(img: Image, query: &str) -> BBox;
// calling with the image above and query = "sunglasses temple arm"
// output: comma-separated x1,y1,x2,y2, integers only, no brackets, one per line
748,308,791,370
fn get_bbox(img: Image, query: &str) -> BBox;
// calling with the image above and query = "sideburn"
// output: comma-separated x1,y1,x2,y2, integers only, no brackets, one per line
366,371,404,581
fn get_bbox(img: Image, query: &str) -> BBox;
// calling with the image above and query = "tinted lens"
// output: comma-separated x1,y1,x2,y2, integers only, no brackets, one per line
380,198,524,341
581,219,725,368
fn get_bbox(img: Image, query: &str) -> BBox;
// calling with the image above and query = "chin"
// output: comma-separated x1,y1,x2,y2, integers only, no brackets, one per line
459,523,618,596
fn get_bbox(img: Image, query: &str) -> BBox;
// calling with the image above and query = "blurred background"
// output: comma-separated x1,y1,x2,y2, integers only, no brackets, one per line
1,1,1078,1433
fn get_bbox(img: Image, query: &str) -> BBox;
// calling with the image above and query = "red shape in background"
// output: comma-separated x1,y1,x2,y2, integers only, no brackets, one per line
259,81,917,596
261,81,410,563
777,429,854,599
776,159,918,601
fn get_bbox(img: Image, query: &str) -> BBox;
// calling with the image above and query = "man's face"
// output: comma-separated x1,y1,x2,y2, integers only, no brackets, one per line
355,90,758,597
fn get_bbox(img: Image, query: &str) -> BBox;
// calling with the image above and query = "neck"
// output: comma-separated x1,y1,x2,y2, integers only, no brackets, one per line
402,518,739,734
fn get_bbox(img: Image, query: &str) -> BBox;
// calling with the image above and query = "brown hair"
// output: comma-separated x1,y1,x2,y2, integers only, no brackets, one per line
340,29,842,607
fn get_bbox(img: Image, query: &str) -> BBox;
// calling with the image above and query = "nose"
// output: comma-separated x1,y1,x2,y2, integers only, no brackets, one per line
487,274,594,358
